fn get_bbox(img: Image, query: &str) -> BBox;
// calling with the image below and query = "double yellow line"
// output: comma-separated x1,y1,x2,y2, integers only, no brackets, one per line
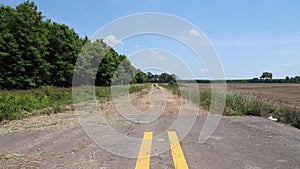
135,131,189,169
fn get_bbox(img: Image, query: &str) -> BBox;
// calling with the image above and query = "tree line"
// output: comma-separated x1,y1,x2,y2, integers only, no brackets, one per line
0,1,149,90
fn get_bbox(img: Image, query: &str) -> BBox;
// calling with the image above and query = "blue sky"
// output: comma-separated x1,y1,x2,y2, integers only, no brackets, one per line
1,0,300,79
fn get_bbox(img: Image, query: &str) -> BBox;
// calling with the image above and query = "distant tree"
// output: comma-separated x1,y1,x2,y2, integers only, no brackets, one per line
134,70,148,83
260,72,273,80
156,73,174,83
146,72,154,82
250,78,259,83
74,39,109,86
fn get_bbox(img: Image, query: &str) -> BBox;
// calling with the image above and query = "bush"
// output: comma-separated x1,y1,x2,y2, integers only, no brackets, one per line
275,108,300,128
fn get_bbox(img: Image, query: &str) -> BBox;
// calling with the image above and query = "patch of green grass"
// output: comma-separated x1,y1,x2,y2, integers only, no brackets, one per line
0,87,72,121
129,84,151,94
199,90,300,128
0,84,151,122
159,82,180,95
273,107,300,128
0,86,113,122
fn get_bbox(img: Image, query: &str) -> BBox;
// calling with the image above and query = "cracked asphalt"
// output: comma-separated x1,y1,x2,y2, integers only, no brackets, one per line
0,85,299,169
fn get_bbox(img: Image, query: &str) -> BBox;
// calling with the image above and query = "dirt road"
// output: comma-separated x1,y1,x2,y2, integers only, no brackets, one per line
0,85,299,169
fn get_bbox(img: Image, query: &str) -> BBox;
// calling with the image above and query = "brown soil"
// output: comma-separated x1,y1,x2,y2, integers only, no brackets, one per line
197,83,300,109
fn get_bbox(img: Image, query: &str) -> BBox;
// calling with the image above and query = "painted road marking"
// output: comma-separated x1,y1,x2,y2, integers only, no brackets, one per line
168,131,189,169
135,132,153,169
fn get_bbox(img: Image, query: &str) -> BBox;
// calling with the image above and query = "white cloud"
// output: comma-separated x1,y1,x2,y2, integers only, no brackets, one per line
276,49,300,56
134,44,140,48
214,37,300,47
172,64,179,68
149,49,169,61
151,54,168,61
201,68,207,72
189,29,202,37
103,35,123,46
283,61,300,67
150,49,160,55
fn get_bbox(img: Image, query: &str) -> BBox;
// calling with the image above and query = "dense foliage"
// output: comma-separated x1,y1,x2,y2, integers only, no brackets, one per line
146,72,176,83
0,1,148,90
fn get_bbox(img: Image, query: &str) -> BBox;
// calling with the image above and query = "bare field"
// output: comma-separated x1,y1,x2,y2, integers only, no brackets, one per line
197,83,300,109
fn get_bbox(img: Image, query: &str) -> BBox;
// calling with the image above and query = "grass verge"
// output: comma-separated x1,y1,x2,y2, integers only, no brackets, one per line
0,84,150,122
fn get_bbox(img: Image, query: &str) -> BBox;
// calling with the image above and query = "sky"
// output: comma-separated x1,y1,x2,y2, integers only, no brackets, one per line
1,0,300,79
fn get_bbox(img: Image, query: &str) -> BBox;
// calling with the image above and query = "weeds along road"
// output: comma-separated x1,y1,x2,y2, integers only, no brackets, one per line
0,85,299,169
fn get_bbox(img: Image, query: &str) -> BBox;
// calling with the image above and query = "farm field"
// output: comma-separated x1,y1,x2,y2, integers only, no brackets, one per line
197,83,300,109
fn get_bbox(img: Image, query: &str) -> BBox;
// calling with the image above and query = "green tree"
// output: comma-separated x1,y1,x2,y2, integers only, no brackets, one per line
96,47,120,86
46,22,83,87
134,70,148,83
260,72,273,80
0,1,146,89
15,1,50,88
0,1,50,89
0,6,21,89
74,39,109,86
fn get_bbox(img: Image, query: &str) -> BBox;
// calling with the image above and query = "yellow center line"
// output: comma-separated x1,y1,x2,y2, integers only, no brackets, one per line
135,132,153,169
168,131,189,169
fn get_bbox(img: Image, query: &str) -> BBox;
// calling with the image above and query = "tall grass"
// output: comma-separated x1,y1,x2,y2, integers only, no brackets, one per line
160,83,300,128
0,84,150,122
200,91,269,116
0,87,73,121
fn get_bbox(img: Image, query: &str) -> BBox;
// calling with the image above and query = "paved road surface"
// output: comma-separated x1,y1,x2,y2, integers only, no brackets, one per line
0,86,299,169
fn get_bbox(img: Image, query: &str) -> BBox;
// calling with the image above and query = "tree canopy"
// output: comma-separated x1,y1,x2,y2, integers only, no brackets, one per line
260,72,273,80
0,1,149,90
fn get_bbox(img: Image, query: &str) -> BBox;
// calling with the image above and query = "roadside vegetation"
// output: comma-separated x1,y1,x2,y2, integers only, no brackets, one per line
0,84,150,122
1,1,299,128
0,1,164,123
160,82,300,128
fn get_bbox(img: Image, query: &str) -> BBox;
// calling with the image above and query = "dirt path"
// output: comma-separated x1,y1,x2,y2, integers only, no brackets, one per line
0,85,299,169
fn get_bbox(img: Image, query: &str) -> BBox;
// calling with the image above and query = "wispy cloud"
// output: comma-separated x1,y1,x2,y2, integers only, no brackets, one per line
283,60,300,67
172,64,179,68
200,68,207,72
103,35,123,46
189,29,202,37
213,37,300,47
276,49,300,56
149,49,169,61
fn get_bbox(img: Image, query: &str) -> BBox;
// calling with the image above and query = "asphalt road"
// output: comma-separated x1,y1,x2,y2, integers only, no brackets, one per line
1,114,300,169
0,86,299,169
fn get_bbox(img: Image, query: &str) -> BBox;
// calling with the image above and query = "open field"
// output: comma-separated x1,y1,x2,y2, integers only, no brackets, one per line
197,83,300,109
164,83,300,128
